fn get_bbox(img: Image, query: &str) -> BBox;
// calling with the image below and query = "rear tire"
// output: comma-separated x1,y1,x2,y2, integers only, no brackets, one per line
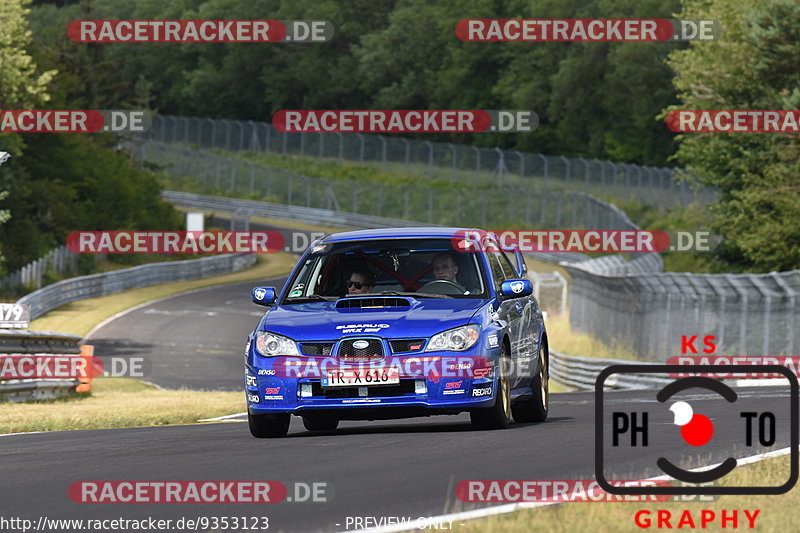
512,343,549,423
302,416,339,431
248,412,290,438
470,345,511,430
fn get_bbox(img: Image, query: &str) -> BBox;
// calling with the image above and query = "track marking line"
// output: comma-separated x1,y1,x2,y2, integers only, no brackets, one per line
84,274,287,341
340,446,798,533
197,412,247,422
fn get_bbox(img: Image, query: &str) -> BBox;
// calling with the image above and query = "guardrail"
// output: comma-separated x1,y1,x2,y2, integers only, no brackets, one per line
18,253,256,320
162,190,428,230
550,350,670,391
0,330,84,402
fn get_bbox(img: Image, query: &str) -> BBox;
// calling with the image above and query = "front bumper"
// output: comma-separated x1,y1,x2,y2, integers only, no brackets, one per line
245,348,501,415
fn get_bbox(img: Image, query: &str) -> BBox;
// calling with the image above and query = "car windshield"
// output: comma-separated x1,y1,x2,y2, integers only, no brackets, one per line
283,238,489,302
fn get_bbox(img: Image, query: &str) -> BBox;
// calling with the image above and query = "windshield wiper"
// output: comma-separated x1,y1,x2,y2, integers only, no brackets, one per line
379,291,452,299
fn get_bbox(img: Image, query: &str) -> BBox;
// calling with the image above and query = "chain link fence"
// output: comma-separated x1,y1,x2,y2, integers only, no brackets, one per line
144,115,716,208
567,265,800,361
0,246,79,293
140,140,644,231
137,129,798,362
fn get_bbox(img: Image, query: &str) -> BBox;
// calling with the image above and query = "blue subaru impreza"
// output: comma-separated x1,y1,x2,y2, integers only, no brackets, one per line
244,228,548,437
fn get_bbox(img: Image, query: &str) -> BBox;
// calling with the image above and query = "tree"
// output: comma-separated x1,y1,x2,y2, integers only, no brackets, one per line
665,0,800,271
0,0,57,272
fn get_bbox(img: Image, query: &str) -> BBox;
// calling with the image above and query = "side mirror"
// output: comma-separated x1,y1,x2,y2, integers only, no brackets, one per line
251,286,277,306
500,279,533,298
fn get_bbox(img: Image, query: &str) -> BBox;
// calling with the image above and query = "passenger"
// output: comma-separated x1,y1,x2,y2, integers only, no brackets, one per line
346,268,376,295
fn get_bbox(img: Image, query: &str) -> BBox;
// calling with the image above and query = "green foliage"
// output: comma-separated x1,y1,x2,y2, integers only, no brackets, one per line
0,0,56,109
664,0,800,272
28,0,681,165
0,133,181,270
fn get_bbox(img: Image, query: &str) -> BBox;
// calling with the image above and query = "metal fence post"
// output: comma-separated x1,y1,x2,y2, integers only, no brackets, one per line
425,141,433,179
403,138,411,173
427,186,433,223
771,272,796,355
206,118,216,148
579,157,589,185
538,154,548,190
560,156,570,187
356,134,365,162
450,143,456,182
515,151,524,181
224,120,231,150
473,146,481,183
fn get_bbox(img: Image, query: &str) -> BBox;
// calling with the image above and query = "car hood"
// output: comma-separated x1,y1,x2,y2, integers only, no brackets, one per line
258,298,485,340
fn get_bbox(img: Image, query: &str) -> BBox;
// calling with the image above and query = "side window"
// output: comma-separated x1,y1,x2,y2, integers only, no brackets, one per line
484,247,505,291
499,251,519,279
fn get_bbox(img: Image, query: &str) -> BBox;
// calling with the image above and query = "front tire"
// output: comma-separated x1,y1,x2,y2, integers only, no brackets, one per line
470,345,511,430
302,416,339,431
512,342,549,423
248,412,290,438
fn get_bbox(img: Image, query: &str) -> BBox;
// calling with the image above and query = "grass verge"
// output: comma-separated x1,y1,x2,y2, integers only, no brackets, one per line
0,378,243,433
457,454,796,532
546,312,637,361
29,253,297,337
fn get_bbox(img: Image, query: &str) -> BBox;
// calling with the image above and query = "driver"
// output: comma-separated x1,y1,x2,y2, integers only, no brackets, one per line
430,252,466,292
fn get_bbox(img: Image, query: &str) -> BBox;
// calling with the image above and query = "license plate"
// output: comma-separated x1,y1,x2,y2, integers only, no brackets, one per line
322,367,400,387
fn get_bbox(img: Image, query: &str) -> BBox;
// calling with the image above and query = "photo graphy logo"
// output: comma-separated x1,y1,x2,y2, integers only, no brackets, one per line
595,364,798,495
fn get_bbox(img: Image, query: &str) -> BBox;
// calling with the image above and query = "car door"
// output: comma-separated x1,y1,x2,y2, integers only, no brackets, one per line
484,239,524,389
498,247,535,388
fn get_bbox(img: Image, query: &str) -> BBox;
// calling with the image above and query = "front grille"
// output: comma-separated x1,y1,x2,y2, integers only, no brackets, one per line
301,342,334,356
390,339,426,353
338,338,384,361
311,380,416,398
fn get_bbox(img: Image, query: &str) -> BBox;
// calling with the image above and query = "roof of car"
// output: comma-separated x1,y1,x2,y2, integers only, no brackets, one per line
320,227,482,243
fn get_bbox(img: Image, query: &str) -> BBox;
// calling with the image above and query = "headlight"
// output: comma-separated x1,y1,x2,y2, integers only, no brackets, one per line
425,325,480,352
255,332,299,356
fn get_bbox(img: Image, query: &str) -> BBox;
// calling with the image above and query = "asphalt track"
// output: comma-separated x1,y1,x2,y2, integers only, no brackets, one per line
6,257,796,532
0,390,792,533
87,277,289,390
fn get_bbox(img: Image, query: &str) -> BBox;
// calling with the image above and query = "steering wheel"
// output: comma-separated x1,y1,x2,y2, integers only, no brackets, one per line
418,279,465,295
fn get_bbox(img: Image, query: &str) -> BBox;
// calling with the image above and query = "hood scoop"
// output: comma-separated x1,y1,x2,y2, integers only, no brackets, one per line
336,297,412,310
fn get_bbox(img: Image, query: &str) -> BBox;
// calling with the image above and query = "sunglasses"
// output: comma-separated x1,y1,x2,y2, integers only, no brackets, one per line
347,280,369,289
